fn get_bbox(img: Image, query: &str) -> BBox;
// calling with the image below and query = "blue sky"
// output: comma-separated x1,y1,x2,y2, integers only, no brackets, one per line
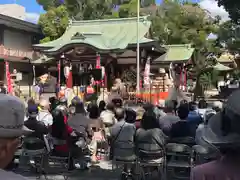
0,0,229,24
0,0,45,14
0,0,201,14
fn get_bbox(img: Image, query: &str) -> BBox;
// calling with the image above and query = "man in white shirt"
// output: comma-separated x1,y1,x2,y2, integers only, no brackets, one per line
0,94,32,179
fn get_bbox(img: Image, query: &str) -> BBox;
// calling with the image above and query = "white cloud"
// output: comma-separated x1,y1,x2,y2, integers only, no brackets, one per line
199,0,229,22
25,12,40,24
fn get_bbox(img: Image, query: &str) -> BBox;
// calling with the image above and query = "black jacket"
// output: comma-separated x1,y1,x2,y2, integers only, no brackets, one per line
24,118,49,139
170,120,193,138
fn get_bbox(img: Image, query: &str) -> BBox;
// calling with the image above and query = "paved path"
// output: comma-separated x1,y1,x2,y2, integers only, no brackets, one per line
19,161,121,180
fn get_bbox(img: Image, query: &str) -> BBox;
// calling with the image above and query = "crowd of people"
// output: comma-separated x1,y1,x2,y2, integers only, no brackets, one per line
1,88,240,180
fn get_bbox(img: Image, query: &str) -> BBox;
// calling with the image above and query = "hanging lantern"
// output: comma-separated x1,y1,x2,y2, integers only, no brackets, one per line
64,63,70,79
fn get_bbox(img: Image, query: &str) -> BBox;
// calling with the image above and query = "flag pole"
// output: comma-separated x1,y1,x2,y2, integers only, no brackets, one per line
136,0,140,95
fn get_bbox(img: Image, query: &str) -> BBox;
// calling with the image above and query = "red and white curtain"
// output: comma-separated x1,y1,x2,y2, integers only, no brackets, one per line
144,57,151,88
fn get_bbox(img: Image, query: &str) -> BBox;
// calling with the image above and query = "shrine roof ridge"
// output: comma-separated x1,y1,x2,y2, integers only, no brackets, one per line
70,16,150,25
163,44,192,48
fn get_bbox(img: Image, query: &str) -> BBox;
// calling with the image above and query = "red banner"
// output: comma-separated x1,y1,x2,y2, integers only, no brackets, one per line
5,61,12,94
96,54,101,69
58,60,61,87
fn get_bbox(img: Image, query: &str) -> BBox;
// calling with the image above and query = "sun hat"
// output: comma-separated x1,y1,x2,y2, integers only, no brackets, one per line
0,94,32,138
201,90,240,147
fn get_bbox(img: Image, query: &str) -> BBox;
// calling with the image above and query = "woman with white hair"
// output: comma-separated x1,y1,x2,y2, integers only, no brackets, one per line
38,99,53,127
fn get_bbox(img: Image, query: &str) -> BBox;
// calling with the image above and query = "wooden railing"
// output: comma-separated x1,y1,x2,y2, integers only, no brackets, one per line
0,45,34,59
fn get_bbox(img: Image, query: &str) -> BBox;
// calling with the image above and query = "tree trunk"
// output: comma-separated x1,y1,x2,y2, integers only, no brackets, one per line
193,74,203,101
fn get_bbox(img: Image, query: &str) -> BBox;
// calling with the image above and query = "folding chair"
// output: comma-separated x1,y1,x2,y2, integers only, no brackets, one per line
20,137,46,178
137,149,167,180
112,142,137,180
43,134,72,180
166,143,192,180
191,145,220,166
169,136,196,147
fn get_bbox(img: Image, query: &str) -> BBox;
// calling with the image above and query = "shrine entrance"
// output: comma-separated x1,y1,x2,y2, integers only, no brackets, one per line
33,16,166,95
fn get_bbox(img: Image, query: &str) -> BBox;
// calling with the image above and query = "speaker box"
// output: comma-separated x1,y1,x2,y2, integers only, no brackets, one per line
90,69,102,81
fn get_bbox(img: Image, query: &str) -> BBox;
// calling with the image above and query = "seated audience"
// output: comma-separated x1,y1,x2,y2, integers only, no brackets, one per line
142,103,154,113
88,104,104,135
56,97,69,117
98,100,106,113
51,109,73,156
159,100,180,136
24,105,48,139
38,99,53,126
49,96,58,112
125,108,136,125
100,102,116,127
171,104,192,138
88,104,105,162
110,108,136,161
135,107,145,129
198,99,208,118
135,111,166,161
68,100,89,137
187,101,202,125
68,97,80,115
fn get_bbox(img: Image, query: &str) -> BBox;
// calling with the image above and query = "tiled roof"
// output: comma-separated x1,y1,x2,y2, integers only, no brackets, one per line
33,16,155,54
154,44,194,63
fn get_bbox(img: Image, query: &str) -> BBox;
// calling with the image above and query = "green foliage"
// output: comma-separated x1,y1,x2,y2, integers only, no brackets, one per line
38,5,69,42
36,0,62,10
118,0,138,18
64,0,114,20
217,20,240,53
150,1,218,51
141,0,155,7
199,69,219,88
215,0,240,23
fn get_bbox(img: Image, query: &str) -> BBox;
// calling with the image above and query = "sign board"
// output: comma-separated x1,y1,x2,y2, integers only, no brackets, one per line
16,73,22,81
10,73,22,81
